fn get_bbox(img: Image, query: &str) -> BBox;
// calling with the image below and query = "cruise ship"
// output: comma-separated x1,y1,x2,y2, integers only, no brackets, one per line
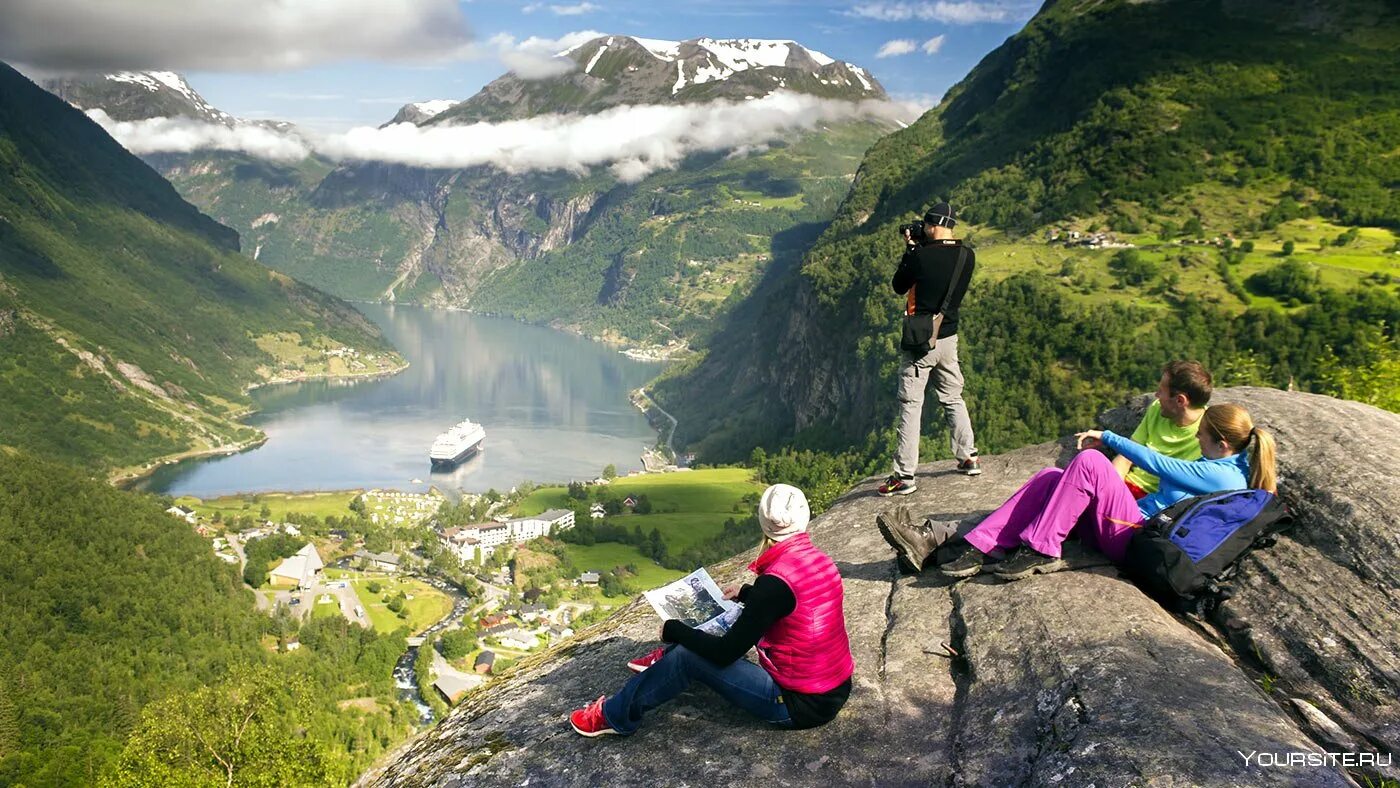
429,419,486,468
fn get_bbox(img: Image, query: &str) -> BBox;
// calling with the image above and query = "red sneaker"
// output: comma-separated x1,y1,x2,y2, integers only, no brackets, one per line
878,474,917,497
626,647,668,674
569,695,620,737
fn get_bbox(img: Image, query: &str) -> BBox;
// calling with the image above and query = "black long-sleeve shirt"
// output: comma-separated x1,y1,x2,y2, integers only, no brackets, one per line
891,238,975,338
661,575,852,729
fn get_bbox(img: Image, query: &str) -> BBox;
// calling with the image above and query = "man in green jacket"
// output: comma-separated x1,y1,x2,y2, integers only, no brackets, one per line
1112,360,1212,498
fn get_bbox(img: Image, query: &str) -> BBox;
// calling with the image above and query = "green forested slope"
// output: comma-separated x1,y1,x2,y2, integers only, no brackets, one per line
0,63,400,474
470,120,890,343
655,0,1400,466
0,450,414,786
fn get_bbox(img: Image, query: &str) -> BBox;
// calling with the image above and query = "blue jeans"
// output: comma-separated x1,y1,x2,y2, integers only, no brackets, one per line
602,645,793,734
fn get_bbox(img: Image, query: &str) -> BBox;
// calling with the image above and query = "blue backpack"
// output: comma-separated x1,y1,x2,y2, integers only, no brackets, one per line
1122,489,1290,611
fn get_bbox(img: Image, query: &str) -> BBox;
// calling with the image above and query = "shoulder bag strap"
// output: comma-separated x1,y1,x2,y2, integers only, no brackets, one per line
939,246,969,315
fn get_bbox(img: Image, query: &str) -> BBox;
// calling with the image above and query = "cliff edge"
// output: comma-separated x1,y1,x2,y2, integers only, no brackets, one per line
362,387,1398,786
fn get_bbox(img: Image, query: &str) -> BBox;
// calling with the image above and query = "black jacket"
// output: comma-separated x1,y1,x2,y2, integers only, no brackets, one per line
891,238,975,339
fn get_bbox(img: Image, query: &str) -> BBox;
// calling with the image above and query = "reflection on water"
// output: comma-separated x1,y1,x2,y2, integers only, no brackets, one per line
140,305,663,497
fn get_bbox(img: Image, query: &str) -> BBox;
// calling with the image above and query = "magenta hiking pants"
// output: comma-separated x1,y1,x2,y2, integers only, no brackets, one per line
964,449,1144,561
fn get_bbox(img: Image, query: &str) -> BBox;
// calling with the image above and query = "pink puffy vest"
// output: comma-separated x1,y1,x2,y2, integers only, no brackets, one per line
749,533,855,694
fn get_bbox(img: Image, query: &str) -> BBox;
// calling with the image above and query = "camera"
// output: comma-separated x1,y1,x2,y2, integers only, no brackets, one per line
899,220,927,243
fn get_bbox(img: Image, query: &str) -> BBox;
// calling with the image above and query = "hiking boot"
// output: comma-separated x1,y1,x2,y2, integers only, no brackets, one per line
876,506,939,573
938,543,986,578
957,457,982,476
992,547,1067,581
626,647,667,674
569,695,621,737
878,474,917,497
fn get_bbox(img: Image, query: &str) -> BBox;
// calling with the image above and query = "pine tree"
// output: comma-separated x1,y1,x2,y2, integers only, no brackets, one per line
0,669,20,762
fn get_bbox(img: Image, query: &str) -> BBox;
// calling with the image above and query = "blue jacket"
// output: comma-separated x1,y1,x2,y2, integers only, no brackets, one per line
1102,430,1250,517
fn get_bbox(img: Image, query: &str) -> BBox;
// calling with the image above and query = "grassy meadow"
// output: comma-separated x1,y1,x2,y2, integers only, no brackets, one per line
514,467,764,591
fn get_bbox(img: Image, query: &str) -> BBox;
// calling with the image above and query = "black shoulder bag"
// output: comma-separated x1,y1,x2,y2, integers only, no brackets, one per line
900,246,968,356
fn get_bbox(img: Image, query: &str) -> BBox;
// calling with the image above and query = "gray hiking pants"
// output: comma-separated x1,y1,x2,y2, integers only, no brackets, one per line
893,333,977,477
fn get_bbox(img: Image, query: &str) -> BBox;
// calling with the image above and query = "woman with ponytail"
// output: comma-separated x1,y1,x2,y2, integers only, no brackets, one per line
882,402,1278,581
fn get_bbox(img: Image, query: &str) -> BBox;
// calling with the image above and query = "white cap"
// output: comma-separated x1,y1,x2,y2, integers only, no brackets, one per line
758,484,810,542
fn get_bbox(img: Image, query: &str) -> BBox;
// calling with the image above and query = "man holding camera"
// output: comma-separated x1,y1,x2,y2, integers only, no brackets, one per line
878,203,979,497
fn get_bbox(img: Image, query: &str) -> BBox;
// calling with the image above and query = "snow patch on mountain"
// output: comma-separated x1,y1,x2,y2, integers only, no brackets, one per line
698,38,833,70
104,70,232,122
630,36,681,60
584,43,609,74
849,65,874,92
410,100,459,118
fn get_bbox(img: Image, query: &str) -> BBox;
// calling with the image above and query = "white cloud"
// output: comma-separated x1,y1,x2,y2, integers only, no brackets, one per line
522,2,543,11
848,1,1021,24
0,0,474,72
922,35,946,54
876,39,917,58
319,93,917,181
487,30,602,79
550,2,600,14
92,93,919,182
85,109,312,161
889,92,942,117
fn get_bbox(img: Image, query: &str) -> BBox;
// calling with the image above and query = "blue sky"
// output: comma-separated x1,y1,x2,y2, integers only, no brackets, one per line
2,0,1041,132
176,1,1039,131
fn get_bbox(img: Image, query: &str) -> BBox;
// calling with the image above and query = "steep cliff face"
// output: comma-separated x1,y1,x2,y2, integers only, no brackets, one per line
358,388,1399,786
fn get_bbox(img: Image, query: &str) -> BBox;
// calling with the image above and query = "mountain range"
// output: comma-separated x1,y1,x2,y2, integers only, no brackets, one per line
42,36,897,348
434,35,881,123
0,63,401,477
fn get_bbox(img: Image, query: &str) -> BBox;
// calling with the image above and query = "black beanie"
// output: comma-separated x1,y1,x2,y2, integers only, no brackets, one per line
924,202,956,227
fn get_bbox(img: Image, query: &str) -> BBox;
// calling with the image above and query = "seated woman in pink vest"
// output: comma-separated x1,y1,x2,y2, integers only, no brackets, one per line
569,484,855,737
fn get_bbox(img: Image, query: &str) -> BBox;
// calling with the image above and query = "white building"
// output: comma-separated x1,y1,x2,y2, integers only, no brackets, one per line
165,505,197,525
354,549,401,572
506,509,575,541
589,503,606,520
496,628,537,650
439,527,483,563
269,544,324,590
436,509,575,561
466,522,511,551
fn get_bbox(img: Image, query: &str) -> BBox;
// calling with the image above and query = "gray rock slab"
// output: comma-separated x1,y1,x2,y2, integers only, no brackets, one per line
363,388,1393,786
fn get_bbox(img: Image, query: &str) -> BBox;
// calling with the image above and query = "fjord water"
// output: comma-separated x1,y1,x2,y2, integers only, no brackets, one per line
140,305,662,497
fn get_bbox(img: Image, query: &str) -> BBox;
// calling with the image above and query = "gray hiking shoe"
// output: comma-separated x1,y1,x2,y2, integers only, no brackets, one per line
992,547,1068,581
876,506,941,573
938,543,986,578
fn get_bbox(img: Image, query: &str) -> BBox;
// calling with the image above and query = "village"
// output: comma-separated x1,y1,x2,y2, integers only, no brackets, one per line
164,481,666,708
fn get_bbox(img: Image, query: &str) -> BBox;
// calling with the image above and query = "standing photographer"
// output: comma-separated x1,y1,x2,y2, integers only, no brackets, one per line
878,203,979,497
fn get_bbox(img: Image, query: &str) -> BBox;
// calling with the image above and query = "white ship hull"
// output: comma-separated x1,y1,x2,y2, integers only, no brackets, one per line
430,437,483,468
429,419,487,468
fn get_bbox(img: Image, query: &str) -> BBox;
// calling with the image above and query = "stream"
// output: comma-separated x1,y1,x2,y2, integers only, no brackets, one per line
394,577,476,724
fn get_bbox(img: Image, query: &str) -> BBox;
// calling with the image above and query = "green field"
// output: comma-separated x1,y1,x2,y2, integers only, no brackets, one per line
176,490,362,522
339,575,452,635
516,468,761,516
969,215,1400,315
516,468,764,589
559,543,686,588
310,595,345,621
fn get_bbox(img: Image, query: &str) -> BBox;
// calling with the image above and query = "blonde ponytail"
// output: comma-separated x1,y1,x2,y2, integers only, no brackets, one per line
1249,427,1278,494
1201,403,1278,493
